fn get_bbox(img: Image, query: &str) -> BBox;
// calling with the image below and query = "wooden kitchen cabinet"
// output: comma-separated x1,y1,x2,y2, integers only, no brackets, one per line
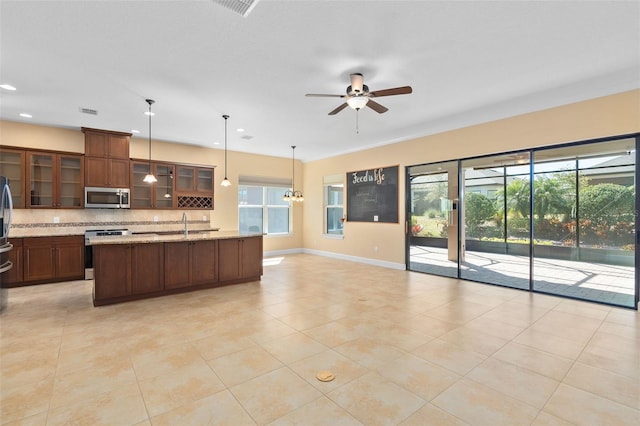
175,166,213,194
4,238,23,287
218,236,262,282
93,242,164,301
131,161,175,209
26,152,83,208
83,129,130,159
82,127,131,188
85,157,129,188
164,240,217,289
0,148,25,208
23,236,84,283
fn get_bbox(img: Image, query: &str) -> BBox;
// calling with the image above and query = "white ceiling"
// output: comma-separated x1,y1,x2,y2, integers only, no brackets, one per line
1,0,638,162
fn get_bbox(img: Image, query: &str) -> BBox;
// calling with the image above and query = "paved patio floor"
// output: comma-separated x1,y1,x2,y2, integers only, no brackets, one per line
410,245,636,308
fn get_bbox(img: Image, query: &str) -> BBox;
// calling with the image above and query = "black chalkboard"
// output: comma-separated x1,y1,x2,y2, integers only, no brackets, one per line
346,165,399,223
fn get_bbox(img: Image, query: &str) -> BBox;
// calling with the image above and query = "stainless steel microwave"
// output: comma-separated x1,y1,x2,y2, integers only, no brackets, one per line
84,187,130,209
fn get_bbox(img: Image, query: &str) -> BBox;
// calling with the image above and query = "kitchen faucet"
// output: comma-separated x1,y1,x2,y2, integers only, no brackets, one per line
182,212,188,237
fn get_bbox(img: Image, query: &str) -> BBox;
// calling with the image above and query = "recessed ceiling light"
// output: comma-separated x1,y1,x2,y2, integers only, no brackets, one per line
144,111,155,116
19,113,32,118
236,128,245,132
131,129,140,134
213,142,220,145
1,84,17,91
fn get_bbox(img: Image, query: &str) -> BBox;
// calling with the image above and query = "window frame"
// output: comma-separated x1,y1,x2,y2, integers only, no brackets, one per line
238,183,291,236
323,178,344,238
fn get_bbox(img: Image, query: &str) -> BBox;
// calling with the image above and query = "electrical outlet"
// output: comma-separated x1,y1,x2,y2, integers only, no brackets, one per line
373,246,378,253
202,215,207,222
373,215,379,222
153,215,159,222
53,216,60,224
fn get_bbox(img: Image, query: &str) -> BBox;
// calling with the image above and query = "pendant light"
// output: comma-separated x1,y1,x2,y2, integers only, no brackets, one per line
283,145,303,202
164,171,172,198
143,98,157,183
220,114,231,187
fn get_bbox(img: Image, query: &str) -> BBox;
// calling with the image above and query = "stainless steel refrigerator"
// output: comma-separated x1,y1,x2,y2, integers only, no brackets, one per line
1,176,14,312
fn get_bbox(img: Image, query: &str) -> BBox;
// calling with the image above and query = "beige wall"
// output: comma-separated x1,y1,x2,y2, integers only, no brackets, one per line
1,121,304,253
2,89,639,262
302,89,640,267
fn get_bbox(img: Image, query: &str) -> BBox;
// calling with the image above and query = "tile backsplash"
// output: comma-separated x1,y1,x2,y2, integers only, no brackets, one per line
11,209,214,237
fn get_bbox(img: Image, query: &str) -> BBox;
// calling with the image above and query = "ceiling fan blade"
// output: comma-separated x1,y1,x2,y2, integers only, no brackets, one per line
369,86,413,97
305,93,345,98
328,103,348,115
366,99,388,114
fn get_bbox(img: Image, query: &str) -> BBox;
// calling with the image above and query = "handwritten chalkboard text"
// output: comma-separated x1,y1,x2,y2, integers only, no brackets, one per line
352,168,385,185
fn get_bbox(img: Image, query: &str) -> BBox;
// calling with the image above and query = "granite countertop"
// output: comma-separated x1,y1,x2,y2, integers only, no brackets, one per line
87,230,263,246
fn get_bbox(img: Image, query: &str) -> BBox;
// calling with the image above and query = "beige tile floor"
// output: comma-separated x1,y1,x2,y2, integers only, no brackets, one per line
1,254,639,425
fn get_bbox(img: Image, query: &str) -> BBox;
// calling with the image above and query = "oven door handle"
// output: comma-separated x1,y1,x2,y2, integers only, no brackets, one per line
0,260,13,274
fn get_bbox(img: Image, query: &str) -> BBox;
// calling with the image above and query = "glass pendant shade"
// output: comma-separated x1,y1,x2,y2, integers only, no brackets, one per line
347,96,369,110
143,173,157,183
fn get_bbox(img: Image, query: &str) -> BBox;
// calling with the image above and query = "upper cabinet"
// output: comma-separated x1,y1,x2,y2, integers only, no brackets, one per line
175,165,214,209
26,152,84,208
0,148,26,208
131,161,175,209
82,127,131,188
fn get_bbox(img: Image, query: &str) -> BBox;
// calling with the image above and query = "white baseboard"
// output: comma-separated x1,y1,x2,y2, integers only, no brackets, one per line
263,248,304,257
301,248,406,271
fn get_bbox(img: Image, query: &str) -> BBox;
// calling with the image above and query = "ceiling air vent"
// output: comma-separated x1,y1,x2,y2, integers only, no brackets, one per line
241,135,254,140
211,0,260,17
79,107,98,115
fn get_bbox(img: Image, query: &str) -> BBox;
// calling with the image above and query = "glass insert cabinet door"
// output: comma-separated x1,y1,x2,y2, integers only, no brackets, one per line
26,152,82,208
0,149,25,208
58,155,83,207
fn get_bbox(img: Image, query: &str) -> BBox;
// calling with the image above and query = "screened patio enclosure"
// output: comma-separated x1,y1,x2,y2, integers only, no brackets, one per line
407,135,639,309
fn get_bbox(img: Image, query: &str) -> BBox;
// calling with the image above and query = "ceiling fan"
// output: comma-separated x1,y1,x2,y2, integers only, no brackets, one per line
305,73,412,115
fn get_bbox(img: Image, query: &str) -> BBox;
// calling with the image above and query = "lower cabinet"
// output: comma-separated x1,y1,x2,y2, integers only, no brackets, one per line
218,236,263,282
164,240,217,289
23,235,84,284
5,238,23,287
93,236,262,306
94,243,164,302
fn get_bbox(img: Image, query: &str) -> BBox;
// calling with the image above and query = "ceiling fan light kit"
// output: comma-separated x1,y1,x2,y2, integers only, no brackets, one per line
306,72,412,116
346,96,369,110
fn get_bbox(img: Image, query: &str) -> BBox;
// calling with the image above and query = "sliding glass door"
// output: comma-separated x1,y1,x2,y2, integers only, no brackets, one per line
532,139,637,307
407,135,638,309
460,153,531,289
407,161,459,278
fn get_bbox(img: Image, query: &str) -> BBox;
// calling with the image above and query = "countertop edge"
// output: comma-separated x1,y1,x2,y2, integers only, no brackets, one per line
87,231,264,245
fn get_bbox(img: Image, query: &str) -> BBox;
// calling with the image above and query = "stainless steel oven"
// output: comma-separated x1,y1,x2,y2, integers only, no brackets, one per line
84,229,130,279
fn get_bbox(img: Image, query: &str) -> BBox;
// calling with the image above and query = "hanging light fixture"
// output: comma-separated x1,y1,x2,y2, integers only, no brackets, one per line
164,171,172,198
220,114,231,187
283,145,304,202
143,99,157,183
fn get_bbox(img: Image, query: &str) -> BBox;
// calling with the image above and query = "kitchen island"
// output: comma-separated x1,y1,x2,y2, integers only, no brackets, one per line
87,231,263,306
